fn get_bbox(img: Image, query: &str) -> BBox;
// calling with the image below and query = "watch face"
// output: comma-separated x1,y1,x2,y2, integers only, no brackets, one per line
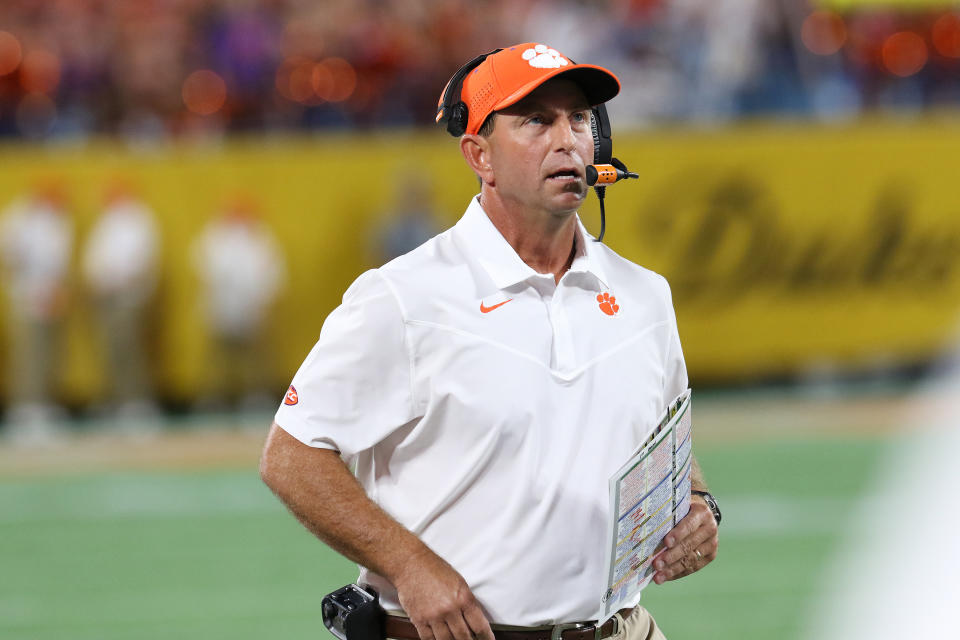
704,494,721,525
694,491,721,525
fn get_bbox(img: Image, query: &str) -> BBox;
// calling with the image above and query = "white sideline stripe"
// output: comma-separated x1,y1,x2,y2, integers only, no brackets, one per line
0,481,855,534
719,495,853,535
0,477,280,523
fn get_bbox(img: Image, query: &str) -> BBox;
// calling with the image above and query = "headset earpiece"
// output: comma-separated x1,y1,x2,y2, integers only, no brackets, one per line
447,102,469,137
591,104,613,166
437,49,502,137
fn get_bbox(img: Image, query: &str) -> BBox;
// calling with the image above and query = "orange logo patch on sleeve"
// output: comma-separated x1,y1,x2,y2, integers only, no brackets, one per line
284,385,299,406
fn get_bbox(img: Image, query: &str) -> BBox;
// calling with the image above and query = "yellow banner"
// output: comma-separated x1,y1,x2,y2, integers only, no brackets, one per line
1,121,959,405
604,121,960,382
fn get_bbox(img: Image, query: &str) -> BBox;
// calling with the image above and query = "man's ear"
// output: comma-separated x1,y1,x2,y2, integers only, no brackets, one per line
460,134,494,185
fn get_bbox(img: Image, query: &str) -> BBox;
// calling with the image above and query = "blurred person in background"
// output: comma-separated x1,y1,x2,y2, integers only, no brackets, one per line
193,195,285,412
0,180,72,441
372,172,440,265
82,179,160,425
521,0,790,126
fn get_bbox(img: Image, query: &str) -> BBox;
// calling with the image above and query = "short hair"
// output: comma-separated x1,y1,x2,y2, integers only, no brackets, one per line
478,112,496,137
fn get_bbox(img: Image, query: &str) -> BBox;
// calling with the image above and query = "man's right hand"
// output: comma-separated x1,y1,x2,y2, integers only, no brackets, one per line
260,426,493,640
393,548,495,640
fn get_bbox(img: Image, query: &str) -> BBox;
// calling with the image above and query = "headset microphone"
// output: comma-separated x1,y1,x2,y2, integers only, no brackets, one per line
585,162,639,187
589,105,637,243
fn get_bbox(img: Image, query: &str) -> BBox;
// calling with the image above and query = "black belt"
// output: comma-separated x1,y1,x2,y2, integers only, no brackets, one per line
385,608,632,640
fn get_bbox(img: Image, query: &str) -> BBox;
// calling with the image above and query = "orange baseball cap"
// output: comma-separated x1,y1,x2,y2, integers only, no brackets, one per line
437,43,621,136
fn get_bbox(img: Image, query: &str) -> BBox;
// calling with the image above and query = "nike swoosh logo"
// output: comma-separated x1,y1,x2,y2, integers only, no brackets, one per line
480,299,512,313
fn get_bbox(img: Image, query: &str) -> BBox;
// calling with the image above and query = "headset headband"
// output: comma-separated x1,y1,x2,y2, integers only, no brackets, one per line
436,49,502,137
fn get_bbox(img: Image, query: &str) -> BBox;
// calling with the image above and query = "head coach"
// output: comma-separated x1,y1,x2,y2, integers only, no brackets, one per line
260,43,720,640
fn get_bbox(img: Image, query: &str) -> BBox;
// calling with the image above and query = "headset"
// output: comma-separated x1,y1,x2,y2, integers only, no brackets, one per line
436,49,502,137
436,49,637,242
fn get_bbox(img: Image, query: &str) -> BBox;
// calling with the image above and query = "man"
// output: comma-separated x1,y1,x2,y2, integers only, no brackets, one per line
193,195,285,409
261,43,719,640
0,180,72,440
83,180,160,421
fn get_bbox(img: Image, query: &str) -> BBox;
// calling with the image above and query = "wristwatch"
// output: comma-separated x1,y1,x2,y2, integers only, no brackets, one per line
691,490,721,526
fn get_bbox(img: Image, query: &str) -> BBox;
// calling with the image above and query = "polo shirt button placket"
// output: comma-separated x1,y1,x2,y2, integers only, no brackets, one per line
547,283,577,373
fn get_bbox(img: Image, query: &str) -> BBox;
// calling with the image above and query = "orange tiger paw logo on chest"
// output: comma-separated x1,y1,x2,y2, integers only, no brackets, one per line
597,292,619,316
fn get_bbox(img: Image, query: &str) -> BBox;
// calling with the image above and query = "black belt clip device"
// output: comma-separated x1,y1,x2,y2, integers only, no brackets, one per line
322,584,385,640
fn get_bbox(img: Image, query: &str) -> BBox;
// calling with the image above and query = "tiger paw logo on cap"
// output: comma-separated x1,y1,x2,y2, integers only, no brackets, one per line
522,44,569,69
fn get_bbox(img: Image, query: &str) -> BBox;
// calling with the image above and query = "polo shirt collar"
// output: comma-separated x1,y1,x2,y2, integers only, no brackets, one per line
568,217,610,291
455,195,609,292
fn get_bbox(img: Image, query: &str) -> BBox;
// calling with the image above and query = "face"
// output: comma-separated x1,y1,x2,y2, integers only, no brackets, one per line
484,78,594,219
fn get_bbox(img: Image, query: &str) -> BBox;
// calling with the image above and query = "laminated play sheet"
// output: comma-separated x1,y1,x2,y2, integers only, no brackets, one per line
598,389,692,621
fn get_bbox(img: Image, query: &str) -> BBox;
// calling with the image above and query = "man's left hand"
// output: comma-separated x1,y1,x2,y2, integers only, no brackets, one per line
651,495,719,584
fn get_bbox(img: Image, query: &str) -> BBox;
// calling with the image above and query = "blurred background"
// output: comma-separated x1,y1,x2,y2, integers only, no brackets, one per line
1,0,959,638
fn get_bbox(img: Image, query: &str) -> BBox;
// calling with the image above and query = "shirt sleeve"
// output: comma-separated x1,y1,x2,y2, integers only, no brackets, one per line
660,278,689,406
274,269,417,461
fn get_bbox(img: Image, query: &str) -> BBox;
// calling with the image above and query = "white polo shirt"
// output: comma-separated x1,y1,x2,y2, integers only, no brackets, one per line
275,197,687,626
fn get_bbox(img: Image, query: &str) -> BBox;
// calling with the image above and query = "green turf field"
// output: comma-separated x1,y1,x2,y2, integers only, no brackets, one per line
0,427,889,640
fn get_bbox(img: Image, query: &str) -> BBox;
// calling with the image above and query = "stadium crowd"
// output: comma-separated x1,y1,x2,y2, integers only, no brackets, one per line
0,0,959,141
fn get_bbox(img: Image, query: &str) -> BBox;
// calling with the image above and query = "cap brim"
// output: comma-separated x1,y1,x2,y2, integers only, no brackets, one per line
492,64,621,112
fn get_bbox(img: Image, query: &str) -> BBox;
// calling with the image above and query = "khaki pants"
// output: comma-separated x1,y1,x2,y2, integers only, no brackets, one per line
95,299,152,405
5,311,59,405
611,606,666,640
